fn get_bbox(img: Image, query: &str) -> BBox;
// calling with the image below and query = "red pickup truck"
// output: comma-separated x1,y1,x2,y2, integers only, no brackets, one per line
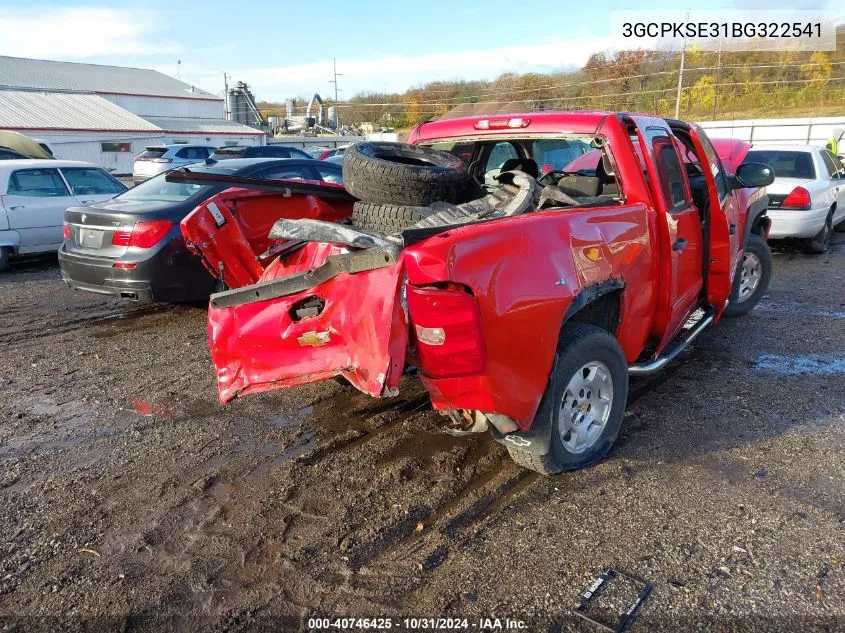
177,112,774,475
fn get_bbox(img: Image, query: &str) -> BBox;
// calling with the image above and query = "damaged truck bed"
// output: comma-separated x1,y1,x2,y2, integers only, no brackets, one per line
176,111,774,475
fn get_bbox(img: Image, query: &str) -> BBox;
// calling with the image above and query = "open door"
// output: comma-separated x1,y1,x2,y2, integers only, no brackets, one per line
628,116,704,349
687,124,739,314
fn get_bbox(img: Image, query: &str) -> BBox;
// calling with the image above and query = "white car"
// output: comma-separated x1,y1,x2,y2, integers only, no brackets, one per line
0,160,126,270
132,144,216,184
744,144,845,253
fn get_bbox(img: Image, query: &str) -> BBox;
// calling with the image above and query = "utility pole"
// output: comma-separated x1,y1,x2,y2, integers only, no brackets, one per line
223,73,230,119
712,38,722,121
329,58,343,131
674,10,689,119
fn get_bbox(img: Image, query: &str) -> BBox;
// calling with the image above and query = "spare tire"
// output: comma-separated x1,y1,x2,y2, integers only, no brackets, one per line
349,201,430,234
343,142,469,206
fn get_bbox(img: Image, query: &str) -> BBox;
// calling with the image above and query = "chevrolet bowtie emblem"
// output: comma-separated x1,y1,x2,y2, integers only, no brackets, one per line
81,213,87,223
297,330,331,347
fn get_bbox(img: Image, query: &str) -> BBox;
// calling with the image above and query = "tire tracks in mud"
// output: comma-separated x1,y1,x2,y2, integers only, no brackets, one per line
1,301,183,345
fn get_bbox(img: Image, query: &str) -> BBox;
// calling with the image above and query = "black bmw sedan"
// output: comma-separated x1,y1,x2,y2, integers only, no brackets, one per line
58,158,343,303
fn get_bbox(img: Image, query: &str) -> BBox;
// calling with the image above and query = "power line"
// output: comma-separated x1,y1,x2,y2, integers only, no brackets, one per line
327,75,845,109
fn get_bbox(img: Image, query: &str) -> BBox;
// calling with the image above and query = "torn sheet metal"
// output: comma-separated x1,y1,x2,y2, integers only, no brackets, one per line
268,218,400,250
208,242,407,403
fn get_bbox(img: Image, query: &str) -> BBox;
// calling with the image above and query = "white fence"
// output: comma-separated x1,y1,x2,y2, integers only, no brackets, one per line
697,116,845,148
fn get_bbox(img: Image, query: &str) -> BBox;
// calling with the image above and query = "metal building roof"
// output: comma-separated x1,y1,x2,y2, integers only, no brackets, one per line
140,116,265,136
0,90,160,131
0,55,220,101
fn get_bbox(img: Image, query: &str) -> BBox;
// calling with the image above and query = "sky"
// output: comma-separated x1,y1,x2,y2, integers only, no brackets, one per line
0,0,840,102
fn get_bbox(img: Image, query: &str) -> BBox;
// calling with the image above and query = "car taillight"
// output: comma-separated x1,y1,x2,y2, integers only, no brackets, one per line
151,158,172,163
111,220,173,248
406,284,485,378
780,186,811,210
63,223,70,240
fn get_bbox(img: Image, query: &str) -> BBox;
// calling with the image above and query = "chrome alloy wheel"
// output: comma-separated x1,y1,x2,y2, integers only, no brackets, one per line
737,251,762,303
559,361,614,453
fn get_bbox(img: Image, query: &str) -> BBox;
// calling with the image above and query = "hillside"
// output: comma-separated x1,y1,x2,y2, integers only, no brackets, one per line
259,29,845,127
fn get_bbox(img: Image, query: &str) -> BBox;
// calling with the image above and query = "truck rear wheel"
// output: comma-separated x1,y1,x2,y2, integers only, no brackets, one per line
343,142,469,206
0,247,9,272
506,323,628,475
723,233,772,317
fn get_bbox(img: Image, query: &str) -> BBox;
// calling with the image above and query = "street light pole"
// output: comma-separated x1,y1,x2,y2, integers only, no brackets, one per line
329,58,344,131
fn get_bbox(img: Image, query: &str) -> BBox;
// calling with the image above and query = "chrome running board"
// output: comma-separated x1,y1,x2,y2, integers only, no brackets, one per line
628,310,714,376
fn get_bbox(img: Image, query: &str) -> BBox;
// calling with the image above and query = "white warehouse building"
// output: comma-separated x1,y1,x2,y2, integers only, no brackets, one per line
0,55,264,174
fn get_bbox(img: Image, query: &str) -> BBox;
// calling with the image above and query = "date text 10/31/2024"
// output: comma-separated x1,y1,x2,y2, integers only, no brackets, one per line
307,618,528,630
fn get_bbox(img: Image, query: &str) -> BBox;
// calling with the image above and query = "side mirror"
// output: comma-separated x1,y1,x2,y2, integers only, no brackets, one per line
733,162,775,189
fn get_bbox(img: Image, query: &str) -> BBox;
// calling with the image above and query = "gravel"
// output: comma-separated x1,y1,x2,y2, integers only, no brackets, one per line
0,236,843,632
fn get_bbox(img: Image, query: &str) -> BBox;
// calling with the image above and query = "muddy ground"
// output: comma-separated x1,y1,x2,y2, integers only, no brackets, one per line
1,236,844,633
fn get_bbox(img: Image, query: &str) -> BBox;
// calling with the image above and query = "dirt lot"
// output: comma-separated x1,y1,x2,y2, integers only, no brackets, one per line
1,236,844,632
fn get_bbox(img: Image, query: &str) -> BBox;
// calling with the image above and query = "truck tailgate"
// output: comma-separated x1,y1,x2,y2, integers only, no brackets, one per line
209,244,407,403
181,193,408,403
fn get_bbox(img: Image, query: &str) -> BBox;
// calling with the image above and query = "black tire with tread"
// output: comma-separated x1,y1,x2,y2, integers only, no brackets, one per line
506,323,628,475
835,217,845,233
0,247,8,272
806,209,834,254
349,201,430,234
723,233,772,317
343,142,469,206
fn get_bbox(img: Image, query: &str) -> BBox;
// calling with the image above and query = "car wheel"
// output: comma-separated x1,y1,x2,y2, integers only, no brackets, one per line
505,323,628,475
806,209,833,254
835,215,845,233
723,233,772,317
0,247,9,272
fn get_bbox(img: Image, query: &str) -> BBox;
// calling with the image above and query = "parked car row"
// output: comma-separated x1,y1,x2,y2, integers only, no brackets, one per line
132,143,315,184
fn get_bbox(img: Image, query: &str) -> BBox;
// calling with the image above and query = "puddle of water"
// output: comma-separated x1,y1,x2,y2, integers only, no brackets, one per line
267,412,301,429
249,431,317,479
755,354,845,376
756,302,845,320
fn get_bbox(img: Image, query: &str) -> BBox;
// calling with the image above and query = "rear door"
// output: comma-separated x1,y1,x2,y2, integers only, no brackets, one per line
1,168,75,250
630,116,704,344
688,125,741,311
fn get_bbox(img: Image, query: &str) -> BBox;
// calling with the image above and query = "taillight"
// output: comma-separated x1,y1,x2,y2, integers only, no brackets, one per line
111,220,173,248
474,118,530,130
406,284,485,378
151,157,172,163
780,186,811,210
63,223,70,240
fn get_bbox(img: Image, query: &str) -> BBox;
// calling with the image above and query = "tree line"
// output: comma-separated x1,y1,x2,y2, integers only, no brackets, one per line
259,28,845,128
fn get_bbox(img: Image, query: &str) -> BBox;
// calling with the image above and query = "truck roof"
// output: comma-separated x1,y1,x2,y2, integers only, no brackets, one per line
412,111,616,142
